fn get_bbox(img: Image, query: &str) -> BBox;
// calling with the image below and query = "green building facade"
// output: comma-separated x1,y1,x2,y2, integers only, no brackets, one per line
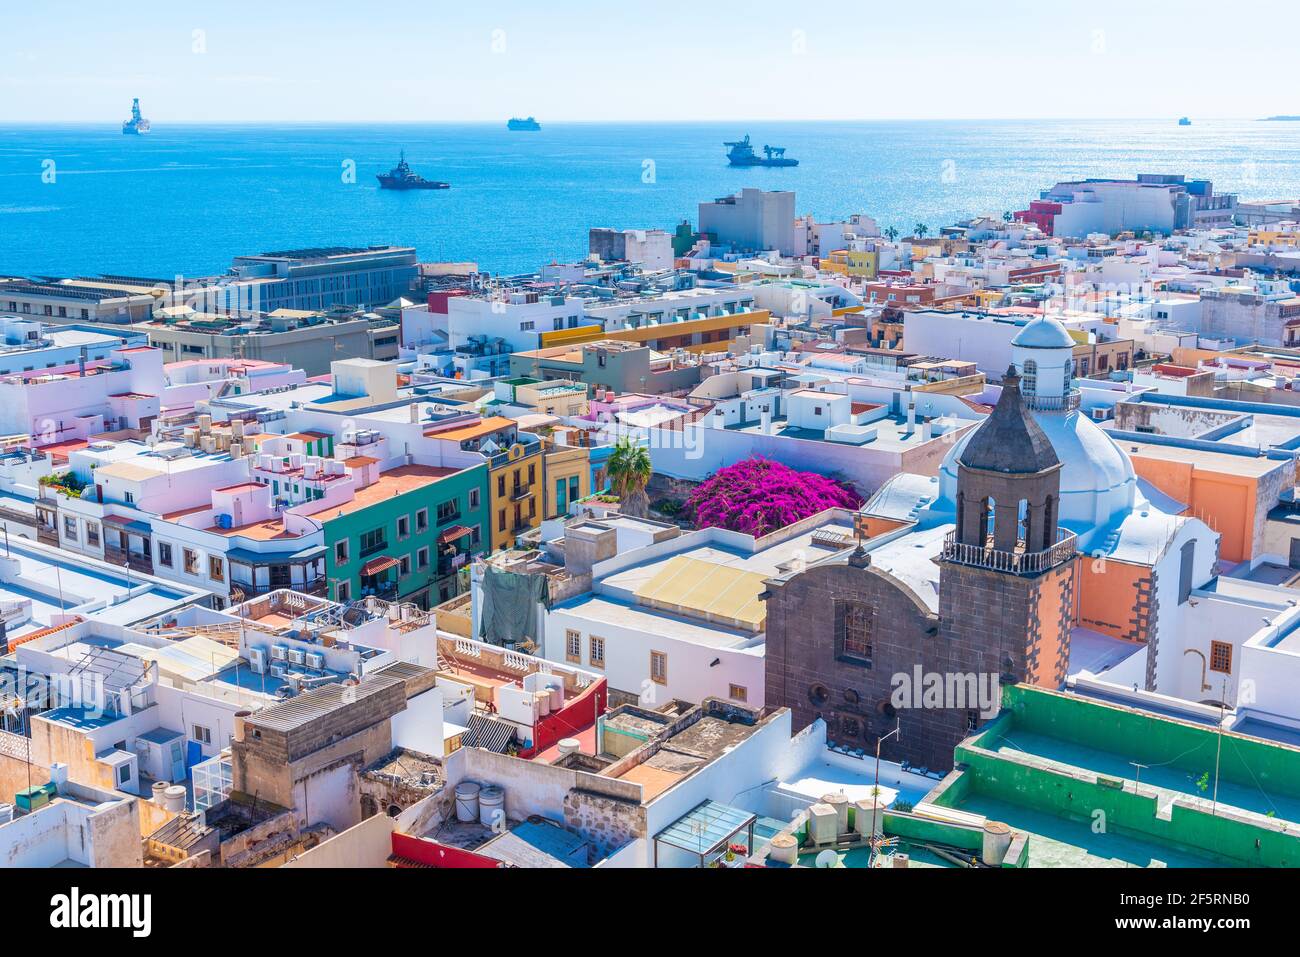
323,462,489,609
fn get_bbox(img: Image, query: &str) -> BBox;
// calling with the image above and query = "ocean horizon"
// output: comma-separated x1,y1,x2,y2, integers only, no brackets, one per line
2,118,1298,280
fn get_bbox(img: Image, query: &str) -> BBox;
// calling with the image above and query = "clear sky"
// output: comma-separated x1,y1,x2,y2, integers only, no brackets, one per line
3,0,1297,123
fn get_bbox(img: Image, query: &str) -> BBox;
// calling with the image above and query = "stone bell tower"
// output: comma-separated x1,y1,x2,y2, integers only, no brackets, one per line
937,368,1077,699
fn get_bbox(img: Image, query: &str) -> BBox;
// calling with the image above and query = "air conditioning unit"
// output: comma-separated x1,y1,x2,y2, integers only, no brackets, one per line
269,645,288,661
287,648,306,666
304,651,325,671
248,647,266,674
269,664,287,679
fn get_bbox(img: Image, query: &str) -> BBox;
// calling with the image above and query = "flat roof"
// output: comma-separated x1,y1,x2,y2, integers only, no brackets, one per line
305,465,459,520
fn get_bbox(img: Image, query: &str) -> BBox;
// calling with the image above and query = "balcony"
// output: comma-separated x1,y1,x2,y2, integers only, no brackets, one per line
941,528,1077,576
104,545,154,576
510,484,533,502
1024,390,1081,413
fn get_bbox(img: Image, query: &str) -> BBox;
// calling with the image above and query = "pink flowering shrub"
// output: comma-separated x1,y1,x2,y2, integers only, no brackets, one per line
684,457,863,537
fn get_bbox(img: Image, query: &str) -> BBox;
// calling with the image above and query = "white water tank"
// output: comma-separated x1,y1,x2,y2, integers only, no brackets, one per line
478,785,505,828
151,781,170,806
163,785,187,813
535,690,552,716
821,792,849,835
768,832,798,866
982,820,1013,866
548,684,563,711
854,797,884,840
557,738,581,757
807,803,838,846
454,782,480,822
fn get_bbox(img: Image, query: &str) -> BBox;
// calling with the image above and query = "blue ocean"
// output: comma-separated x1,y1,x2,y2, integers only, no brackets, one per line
1,119,1298,279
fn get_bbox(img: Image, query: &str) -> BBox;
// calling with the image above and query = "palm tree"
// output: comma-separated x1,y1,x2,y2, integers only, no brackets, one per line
606,437,652,518
883,225,899,242
914,222,929,238
1002,210,1014,223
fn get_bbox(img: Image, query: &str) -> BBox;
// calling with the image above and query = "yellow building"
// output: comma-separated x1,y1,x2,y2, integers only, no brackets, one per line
1248,228,1300,247
820,248,879,279
538,309,770,356
542,442,591,519
424,415,544,552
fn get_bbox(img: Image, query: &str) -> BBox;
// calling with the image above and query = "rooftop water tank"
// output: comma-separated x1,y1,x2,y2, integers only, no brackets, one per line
454,781,480,822
478,785,505,828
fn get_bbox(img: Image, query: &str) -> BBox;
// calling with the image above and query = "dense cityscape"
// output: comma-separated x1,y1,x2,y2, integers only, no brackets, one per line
7,1,1299,938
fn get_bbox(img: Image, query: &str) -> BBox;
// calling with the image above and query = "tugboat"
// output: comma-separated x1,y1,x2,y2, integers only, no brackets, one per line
724,135,797,167
507,116,541,131
122,98,151,135
376,151,449,190
1178,116,1192,126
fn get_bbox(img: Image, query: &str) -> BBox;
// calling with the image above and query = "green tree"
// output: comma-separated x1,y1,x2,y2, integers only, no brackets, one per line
883,225,899,242
606,437,652,518
914,222,929,238
1003,210,1014,223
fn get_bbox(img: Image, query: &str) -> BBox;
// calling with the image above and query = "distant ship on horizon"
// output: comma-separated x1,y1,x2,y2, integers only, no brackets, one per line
1178,116,1192,126
508,117,541,131
122,98,150,135
376,151,449,190
725,135,798,167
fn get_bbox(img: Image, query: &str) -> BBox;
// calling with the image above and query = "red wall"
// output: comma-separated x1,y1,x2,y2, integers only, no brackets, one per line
391,832,502,868
519,678,607,759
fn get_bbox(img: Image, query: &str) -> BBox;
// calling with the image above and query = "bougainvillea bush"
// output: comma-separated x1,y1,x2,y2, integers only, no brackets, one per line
684,457,863,537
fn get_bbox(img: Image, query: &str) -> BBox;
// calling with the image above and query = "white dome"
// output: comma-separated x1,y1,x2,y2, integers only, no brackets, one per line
1011,316,1075,349
935,407,1137,542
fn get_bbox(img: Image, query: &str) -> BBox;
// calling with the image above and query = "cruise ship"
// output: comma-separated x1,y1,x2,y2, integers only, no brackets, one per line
508,117,541,131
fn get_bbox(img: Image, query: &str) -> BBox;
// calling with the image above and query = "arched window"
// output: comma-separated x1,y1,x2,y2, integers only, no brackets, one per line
1021,359,1037,395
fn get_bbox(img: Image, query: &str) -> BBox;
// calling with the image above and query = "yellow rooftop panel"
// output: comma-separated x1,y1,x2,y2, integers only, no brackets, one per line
634,554,767,632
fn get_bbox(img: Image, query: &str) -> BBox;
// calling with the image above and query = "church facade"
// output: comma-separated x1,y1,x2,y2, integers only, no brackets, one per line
764,316,1219,771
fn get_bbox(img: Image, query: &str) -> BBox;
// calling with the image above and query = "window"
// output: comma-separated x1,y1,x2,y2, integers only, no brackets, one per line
192,724,212,745
837,601,873,664
397,515,410,539
468,488,481,509
158,542,173,567
335,540,349,565
63,516,77,539
498,509,506,532
336,580,351,602
208,555,224,582
415,508,428,532
497,475,506,497
124,491,135,505
589,636,605,668
85,522,99,547
118,764,131,785
360,528,387,556
437,499,460,524
566,630,581,663
1021,359,1037,395
729,684,748,703
417,547,429,570
650,651,668,685
399,554,411,576
1178,541,1195,604
183,548,200,575
527,463,535,485
1210,641,1232,674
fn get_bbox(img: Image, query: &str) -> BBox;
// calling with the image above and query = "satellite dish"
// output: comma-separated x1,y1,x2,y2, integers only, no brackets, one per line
814,849,838,869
